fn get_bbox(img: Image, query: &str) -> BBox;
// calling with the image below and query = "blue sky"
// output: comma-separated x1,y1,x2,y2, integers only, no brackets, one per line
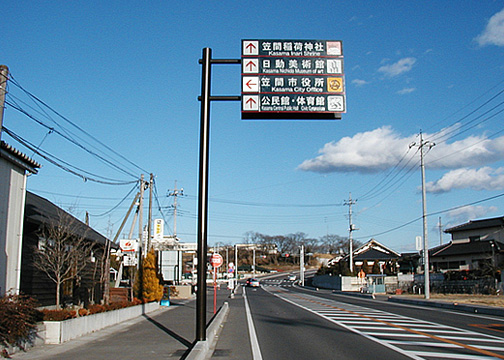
3,1,504,253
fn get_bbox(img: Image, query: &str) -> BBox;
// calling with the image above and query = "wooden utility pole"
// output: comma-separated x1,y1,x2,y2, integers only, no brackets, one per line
147,173,154,251
0,65,9,141
138,174,145,258
168,181,183,238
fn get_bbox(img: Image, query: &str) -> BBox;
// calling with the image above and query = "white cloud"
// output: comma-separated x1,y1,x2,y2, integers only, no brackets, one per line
298,126,414,173
298,125,504,174
352,79,369,87
475,7,504,47
378,57,416,77
426,167,504,193
397,87,416,95
446,205,499,227
428,132,504,169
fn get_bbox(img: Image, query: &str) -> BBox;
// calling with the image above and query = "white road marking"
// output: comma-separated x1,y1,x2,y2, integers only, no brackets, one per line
243,287,263,360
264,287,504,360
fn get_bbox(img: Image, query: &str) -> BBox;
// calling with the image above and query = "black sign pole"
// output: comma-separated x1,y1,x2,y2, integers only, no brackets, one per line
196,49,240,342
197,47,212,341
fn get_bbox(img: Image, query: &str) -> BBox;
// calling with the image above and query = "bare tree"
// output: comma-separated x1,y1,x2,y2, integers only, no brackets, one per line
33,209,94,308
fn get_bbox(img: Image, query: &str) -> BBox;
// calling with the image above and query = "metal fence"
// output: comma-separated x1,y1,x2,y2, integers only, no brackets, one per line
409,278,498,295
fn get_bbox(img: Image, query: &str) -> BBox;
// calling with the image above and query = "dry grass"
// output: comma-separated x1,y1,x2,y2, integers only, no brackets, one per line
399,294,504,307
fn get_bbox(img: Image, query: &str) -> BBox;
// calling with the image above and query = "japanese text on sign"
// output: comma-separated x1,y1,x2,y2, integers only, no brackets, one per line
242,39,346,119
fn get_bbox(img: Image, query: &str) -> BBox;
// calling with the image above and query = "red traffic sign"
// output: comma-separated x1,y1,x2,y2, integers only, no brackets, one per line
210,253,224,268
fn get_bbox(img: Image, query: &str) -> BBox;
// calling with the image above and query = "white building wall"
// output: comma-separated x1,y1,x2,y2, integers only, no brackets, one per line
0,160,27,295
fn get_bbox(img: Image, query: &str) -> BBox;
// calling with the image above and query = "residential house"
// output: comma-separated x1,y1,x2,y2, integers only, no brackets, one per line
328,238,401,275
430,216,504,272
0,140,40,295
20,191,117,307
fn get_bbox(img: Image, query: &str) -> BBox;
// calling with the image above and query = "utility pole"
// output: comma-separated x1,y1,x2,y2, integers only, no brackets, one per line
138,174,145,259
168,181,183,238
344,193,357,273
410,131,435,300
235,244,238,281
0,65,9,141
438,217,443,246
253,248,256,276
147,173,153,251
300,244,305,286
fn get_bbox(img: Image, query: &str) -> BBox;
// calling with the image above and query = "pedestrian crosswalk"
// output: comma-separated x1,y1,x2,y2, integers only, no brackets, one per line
260,279,296,287
265,287,504,360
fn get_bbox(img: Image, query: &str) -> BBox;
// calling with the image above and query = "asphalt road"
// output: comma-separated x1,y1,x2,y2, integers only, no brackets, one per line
243,274,504,360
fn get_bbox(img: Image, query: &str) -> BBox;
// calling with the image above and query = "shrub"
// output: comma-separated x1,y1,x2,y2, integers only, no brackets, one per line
87,304,106,315
105,301,129,311
131,297,142,306
78,308,89,317
169,286,179,298
0,294,40,347
41,309,75,321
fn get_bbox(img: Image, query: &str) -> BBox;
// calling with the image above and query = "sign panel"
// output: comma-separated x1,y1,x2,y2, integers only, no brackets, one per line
154,218,164,241
210,253,223,268
123,253,138,267
119,239,138,252
242,39,345,119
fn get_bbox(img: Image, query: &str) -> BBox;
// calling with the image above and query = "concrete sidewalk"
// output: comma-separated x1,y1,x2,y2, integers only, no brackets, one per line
208,287,253,360
11,286,250,360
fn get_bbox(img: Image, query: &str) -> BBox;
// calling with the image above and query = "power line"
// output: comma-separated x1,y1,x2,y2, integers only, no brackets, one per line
183,194,343,208
6,99,138,179
3,127,137,185
356,191,504,241
8,75,149,174
88,183,139,217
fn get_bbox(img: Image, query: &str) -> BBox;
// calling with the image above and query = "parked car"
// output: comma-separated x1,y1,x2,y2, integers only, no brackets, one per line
246,278,260,287
287,274,296,281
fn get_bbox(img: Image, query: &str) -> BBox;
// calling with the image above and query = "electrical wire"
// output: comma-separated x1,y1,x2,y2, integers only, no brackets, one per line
183,194,343,208
8,75,149,175
6,99,139,179
88,183,139,217
3,127,137,185
355,191,504,240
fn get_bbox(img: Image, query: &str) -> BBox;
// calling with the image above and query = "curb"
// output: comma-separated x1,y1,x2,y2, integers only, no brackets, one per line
332,290,376,299
387,296,504,317
185,302,229,360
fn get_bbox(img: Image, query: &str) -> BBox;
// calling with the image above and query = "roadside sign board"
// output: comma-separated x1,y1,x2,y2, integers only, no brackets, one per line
241,39,345,119
123,253,138,267
154,219,164,241
119,239,138,252
210,253,223,268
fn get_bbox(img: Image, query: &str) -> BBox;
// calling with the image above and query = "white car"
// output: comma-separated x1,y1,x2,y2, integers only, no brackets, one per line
246,278,260,287
288,274,296,281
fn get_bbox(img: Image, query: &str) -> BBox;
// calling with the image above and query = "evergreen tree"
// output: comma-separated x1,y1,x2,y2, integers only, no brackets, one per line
139,249,163,302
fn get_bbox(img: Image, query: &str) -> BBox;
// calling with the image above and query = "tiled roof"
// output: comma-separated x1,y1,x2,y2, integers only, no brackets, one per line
0,140,41,173
445,216,504,233
431,240,503,258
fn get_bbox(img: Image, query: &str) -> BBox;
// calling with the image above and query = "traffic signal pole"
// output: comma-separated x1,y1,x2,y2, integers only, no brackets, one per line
196,48,240,341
